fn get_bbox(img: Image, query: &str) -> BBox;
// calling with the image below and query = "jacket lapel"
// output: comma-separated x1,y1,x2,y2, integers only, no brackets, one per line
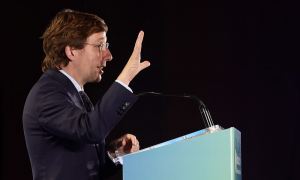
44,69,85,109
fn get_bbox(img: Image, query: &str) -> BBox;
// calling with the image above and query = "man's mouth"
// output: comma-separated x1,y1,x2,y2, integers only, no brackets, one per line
97,66,104,74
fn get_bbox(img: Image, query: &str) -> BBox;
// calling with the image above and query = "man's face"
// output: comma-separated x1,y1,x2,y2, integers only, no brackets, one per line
75,31,112,84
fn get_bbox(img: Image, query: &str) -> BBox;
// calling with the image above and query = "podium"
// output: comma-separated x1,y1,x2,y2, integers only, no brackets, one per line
121,126,241,180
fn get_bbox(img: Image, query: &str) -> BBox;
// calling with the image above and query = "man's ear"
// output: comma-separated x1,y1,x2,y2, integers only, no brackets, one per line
65,45,76,61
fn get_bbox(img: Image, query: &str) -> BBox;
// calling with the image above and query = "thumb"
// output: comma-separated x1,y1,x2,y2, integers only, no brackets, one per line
139,61,150,71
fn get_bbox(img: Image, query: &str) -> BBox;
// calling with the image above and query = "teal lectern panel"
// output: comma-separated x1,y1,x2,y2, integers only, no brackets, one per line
123,127,241,180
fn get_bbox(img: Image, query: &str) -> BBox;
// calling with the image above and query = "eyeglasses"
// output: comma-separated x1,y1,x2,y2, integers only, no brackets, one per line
84,42,109,51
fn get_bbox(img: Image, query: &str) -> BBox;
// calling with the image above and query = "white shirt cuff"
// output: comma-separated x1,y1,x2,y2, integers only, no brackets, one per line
107,151,119,165
115,80,133,93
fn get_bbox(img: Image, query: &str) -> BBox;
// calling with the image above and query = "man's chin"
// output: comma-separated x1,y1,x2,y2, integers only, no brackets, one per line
90,75,101,83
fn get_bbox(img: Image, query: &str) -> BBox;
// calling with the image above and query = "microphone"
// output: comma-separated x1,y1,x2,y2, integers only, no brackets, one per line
136,92,214,128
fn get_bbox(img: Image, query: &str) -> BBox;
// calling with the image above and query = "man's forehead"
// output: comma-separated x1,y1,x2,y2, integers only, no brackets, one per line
88,32,107,42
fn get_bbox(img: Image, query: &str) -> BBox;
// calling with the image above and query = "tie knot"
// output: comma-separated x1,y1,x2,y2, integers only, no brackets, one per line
79,91,94,113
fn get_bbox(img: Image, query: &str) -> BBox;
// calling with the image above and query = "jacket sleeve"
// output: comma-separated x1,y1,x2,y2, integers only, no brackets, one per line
35,81,138,143
101,146,122,179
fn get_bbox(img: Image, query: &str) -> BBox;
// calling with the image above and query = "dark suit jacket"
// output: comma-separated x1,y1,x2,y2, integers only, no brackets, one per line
23,69,138,180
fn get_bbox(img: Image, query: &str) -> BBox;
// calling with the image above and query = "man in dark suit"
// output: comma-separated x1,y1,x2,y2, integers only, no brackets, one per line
23,9,150,180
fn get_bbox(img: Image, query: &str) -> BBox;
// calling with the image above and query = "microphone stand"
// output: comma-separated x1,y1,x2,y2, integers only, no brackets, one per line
136,92,215,129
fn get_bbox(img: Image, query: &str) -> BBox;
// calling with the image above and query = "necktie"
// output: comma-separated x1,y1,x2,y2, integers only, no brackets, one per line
79,91,94,113
78,91,101,166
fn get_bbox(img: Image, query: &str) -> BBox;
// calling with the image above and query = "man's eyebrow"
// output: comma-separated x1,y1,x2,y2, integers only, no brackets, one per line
98,37,107,42
93,37,107,44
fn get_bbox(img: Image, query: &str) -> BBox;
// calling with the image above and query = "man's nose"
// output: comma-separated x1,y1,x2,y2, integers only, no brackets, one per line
103,48,113,61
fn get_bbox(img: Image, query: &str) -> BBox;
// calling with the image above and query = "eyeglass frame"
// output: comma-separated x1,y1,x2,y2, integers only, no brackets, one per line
84,42,109,51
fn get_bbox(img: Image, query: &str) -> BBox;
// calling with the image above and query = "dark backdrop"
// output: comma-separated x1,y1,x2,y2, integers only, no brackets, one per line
1,0,300,180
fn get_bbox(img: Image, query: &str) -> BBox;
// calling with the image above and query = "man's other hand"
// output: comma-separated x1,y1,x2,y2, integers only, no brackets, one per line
108,134,140,158
117,31,150,86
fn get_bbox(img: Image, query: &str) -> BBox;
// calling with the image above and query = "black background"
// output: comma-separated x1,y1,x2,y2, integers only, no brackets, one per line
1,0,300,179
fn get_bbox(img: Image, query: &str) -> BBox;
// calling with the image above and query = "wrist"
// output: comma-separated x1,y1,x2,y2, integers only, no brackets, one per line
108,140,117,158
108,151,116,158
117,75,130,86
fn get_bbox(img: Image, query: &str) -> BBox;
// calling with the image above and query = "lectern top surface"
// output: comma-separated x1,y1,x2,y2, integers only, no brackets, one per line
113,125,224,164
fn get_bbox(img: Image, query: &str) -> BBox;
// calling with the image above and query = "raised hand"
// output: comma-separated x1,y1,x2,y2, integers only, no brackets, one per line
117,31,150,86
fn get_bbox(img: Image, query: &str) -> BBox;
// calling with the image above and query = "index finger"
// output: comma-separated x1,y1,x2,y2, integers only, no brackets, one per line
133,31,144,55
125,134,137,146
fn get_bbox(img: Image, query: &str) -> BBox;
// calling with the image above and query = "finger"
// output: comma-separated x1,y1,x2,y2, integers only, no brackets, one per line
130,144,138,153
133,31,144,55
137,31,144,46
134,137,138,146
122,139,126,147
132,143,140,152
127,134,136,143
139,61,150,71
134,139,139,146
132,139,139,152
139,31,144,43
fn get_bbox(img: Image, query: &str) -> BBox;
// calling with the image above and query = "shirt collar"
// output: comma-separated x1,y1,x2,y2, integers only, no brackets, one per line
59,70,84,92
